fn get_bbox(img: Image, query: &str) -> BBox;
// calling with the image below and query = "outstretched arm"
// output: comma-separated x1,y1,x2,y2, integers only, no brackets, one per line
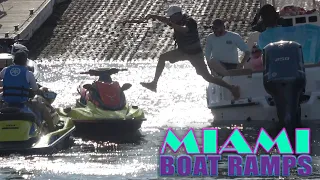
146,14,189,33
27,72,45,95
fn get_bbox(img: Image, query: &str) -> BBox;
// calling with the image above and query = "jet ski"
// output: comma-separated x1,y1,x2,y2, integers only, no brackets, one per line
56,68,146,137
0,38,40,80
0,88,75,155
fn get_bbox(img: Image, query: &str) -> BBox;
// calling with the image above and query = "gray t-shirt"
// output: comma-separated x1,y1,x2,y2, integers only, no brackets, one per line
205,31,250,64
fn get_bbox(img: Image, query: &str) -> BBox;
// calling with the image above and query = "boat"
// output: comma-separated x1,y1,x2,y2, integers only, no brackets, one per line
0,38,40,80
206,0,320,127
0,89,75,155
56,68,146,137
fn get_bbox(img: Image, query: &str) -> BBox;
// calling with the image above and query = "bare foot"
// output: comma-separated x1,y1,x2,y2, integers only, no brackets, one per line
230,85,240,100
140,82,157,92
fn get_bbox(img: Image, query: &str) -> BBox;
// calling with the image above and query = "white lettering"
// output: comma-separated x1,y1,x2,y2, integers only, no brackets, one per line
275,57,290,62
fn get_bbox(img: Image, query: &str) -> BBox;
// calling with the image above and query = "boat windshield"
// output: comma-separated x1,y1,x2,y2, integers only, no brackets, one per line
257,24,320,64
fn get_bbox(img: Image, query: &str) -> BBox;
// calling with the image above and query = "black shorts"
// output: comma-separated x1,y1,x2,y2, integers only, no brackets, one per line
219,62,238,70
163,49,207,71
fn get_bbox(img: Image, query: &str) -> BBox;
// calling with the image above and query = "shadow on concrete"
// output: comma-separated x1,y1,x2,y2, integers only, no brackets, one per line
25,0,72,60
0,2,7,20
0,10,6,20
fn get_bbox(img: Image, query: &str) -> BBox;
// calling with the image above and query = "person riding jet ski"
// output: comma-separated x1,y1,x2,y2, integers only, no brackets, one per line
0,50,55,131
79,70,126,111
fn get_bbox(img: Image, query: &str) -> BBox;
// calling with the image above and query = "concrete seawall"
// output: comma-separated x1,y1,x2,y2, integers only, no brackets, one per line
2,0,316,60
30,0,262,60
0,0,61,40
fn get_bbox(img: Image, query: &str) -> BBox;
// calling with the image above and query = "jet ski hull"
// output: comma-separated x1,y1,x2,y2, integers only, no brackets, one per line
0,126,75,155
0,107,75,155
57,100,146,137
72,119,144,136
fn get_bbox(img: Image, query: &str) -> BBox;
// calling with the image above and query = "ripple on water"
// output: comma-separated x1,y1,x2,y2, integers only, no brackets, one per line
0,61,213,179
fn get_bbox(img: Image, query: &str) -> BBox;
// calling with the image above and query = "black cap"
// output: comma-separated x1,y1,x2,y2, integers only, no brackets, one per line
259,4,277,16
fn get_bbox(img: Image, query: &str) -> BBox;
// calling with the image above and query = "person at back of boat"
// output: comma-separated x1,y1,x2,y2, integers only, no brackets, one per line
250,4,288,33
244,43,263,71
205,19,251,71
0,50,55,131
257,4,320,63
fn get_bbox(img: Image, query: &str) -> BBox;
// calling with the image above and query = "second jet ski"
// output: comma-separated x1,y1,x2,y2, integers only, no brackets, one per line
57,68,146,137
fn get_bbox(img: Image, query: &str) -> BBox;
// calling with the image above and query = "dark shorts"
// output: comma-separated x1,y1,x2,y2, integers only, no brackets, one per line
160,49,208,74
219,62,238,70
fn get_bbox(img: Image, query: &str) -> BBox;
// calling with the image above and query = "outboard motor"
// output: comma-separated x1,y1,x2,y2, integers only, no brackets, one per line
263,41,306,137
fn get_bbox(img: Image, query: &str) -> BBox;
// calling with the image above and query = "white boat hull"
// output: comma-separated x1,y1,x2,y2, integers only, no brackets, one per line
207,65,320,125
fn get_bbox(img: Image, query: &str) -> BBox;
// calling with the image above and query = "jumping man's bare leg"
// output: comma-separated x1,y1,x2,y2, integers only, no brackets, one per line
140,58,165,92
190,52,241,100
206,75,240,100
141,49,187,92
207,59,230,76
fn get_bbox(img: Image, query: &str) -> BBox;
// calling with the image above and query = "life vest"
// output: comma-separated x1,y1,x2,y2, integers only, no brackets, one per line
250,56,263,71
89,81,124,110
2,65,30,104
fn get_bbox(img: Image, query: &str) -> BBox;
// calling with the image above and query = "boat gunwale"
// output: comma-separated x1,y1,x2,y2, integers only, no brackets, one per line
226,63,320,76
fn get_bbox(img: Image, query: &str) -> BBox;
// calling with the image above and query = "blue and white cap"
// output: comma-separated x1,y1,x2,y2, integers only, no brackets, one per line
166,5,182,17
11,43,29,55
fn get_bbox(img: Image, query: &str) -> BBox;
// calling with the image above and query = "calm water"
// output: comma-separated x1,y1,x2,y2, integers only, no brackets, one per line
0,61,320,180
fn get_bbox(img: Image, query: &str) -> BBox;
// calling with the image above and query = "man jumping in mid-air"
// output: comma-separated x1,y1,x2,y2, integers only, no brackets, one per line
140,5,240,100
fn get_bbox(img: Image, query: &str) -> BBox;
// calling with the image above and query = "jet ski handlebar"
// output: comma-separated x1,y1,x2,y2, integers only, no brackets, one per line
79,68,128,76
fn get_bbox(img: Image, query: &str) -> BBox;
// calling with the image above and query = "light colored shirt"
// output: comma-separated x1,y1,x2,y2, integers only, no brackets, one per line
205,31,250,64
0,67,38,91
257,24,320,64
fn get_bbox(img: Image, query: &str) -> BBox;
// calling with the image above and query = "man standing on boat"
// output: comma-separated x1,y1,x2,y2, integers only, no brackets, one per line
140,5,240,100
257,4,320,63
250,4,287,32
205,19,251,71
